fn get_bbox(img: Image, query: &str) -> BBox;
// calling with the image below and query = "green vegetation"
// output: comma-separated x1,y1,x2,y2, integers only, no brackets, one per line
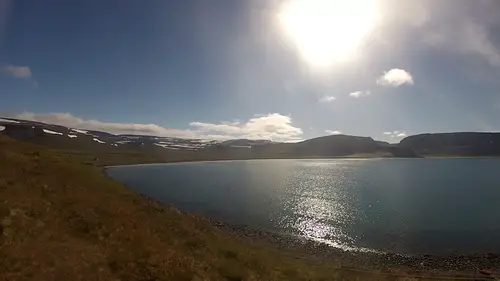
0,136,486,280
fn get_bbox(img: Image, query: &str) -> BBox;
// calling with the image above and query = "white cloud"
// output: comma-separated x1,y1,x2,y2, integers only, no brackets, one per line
12,112,303,142
319,95,336,102
1,65,32,78
190,113,303,142
188,122,243,135
377,69,414,87
15,112,197,137
349,91,371,98
383,130,407,139
325,130,342,135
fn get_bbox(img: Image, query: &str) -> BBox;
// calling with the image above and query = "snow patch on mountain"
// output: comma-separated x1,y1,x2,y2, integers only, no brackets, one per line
0,126,5,131
68,134,77,138
93,138,106,144
72,128,88,134
166,144,199,149
154,143,179,150
0,118,19,123
155,139,217,149
197,139,219,144
43,129,63,135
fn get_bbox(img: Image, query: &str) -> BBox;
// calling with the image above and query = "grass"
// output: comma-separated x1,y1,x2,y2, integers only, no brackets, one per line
0,136,489,280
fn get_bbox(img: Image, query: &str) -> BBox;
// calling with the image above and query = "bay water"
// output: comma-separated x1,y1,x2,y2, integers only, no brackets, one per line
107,158,500,254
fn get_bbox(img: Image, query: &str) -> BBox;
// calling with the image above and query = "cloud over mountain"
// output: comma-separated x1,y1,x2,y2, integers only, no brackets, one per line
13,112,303,142
383,130,408,139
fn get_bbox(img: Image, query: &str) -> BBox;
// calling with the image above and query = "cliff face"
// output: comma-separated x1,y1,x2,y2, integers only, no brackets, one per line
400,133,500,156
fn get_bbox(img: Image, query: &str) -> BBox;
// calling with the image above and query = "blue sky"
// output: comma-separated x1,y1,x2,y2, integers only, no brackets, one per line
2,0,500,142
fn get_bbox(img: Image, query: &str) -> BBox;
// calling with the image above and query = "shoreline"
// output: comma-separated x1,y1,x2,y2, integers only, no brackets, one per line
102,155,500,169
211,221,500,275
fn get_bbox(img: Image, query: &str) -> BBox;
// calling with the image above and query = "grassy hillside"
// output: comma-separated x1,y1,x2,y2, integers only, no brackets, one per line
0,136,486,280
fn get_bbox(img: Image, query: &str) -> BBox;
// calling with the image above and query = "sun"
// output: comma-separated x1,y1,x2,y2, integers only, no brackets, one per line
278,0,381,66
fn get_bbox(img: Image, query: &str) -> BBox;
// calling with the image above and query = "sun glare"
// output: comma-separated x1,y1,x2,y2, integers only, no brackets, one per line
278,0,381,66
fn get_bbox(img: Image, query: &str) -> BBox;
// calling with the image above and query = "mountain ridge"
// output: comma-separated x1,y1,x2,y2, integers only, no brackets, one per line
2,117,500,158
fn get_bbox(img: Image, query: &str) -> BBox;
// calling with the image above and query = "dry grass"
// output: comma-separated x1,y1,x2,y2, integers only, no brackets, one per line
0,136,487,280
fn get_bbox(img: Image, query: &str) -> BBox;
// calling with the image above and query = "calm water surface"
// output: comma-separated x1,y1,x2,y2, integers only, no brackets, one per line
107,159,500,254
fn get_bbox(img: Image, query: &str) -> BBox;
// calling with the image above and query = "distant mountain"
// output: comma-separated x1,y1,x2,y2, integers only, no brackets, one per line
20,117,500,159
289,135,419,158
219,139,273,148
400,132,500,156
0,117,220,152
294,135,378,156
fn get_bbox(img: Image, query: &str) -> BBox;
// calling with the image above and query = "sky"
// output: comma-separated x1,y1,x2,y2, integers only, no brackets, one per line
2,0,500,142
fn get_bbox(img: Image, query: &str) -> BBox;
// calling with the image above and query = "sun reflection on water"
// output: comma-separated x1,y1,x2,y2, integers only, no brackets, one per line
275,160,380,253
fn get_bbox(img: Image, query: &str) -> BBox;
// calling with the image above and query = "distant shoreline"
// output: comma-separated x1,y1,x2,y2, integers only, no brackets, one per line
103,155,500,169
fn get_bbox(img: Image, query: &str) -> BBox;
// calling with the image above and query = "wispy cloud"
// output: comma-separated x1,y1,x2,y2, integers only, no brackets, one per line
376,69,414,87
319,95,336,102
1,65,32,78
414,1,500,67
12,112,303,142
379,1,500,67
383,130,407,139
325,130,342,135
1,64,38,87
349,91,371,98
426,21,500,67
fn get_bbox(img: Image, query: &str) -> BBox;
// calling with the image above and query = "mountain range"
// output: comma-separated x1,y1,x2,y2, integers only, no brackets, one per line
2,117,500,160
